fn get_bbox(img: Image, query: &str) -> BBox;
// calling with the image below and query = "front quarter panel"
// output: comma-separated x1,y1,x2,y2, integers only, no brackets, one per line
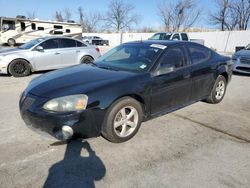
85,73,152,119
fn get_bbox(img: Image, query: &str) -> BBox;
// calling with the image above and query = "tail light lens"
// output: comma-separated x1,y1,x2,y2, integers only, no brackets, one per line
96,48,100,52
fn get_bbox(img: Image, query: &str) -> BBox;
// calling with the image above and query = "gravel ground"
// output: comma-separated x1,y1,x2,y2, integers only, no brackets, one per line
0,48,250,187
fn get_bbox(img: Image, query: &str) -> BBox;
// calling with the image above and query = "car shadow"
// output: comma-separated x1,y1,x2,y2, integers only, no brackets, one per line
233,72,250,77
43,140,106,188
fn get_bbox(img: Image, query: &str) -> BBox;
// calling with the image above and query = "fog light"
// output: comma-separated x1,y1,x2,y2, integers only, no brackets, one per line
62,125,73,139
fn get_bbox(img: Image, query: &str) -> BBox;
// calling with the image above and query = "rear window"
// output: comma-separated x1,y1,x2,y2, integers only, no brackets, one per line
181,33,189,41
188,44,212,64
76,41,86,47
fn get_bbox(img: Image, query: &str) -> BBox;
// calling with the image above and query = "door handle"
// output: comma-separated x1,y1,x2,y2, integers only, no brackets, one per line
76,50,80,53
54,52,60,55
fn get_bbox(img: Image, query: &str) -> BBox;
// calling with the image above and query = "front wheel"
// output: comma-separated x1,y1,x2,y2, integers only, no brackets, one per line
206,75,227,104
102,97,143,143
8,59,31,77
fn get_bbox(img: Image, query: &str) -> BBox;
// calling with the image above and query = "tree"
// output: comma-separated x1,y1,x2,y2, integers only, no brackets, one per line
104,0,138,32
27,11,37,19
55,11,64,22
78,6,103,32
230,0,250,30
64,8,72,21
210,0,231,31
158,0,201,32
210,0,250,30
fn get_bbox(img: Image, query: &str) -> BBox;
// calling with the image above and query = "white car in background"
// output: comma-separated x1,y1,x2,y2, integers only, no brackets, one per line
0,37,101,77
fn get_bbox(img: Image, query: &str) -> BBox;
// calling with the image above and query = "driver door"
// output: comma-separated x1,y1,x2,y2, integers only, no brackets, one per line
33,38,62,70
150,45,192,115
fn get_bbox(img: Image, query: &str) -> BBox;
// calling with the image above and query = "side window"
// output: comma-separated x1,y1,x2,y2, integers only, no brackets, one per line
40,39,59,50
61,38,76,48
38,27,44,30
31,23,36,30
76,41,86,47
21,22,25,31
172,34,180,40
54,25,63,29
181,33,189,41
159,46,186,69
188,45,212,64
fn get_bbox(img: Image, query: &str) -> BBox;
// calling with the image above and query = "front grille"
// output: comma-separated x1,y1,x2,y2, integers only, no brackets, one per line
240,57,250,65
22,96,35,110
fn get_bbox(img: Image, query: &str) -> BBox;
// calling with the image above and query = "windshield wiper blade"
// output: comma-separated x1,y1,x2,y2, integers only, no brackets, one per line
98,66,119,71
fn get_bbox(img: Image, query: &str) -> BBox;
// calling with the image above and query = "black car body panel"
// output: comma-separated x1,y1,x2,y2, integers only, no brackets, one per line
19,41,232,140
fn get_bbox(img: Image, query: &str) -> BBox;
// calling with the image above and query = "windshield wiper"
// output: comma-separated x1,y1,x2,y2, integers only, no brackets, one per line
98,65,119,71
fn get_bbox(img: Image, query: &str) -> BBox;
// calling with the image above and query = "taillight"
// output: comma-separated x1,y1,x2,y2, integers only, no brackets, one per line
96,48,100,52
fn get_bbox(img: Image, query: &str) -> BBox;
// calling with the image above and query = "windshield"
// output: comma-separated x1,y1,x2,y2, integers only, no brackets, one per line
1,20,15,31
19,38,45,49
95,44,165,73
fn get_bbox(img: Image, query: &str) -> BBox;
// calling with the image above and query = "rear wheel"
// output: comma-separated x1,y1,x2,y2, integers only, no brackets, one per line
206,75,227,104
7,38,16,47
8,59,31,77
80,56,94,64
102,97,143,143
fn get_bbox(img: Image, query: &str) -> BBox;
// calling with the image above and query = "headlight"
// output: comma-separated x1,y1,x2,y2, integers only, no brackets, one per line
232,55,238,61
43,94,88,112
0,56,4,60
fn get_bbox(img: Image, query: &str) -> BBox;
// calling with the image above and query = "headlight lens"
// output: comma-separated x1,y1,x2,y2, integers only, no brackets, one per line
43,94,88,112
0,56,4,60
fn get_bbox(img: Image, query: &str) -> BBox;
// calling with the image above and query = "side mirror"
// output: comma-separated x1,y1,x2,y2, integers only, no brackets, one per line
36,45,44,51
153,64,175,76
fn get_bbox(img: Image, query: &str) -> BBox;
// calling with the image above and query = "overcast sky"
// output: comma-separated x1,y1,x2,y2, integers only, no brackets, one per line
0,0,216,29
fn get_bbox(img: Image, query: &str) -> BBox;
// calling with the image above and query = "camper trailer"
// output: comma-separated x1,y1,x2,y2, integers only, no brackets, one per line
0,16,82,46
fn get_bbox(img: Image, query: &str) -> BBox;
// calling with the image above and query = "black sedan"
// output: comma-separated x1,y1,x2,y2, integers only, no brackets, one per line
19,41,233,143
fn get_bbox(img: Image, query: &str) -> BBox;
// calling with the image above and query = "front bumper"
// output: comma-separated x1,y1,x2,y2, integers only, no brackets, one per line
233,59,250,74
0,61,9,74
19,93,104,140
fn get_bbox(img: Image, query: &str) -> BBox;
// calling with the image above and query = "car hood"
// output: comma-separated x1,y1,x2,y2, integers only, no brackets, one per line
234,50,250,57
26,64,134,98
0,48,29,56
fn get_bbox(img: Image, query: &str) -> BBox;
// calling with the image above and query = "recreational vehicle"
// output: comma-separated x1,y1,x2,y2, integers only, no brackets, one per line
0,16,82,46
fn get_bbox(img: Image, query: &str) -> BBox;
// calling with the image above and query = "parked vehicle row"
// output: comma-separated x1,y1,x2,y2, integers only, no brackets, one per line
0,36,101,77
19,40,233,143
149,32,205,45
82,36,109,46
232,43,250,74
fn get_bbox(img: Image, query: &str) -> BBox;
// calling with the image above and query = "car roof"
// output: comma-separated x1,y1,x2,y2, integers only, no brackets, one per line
35,36,85,44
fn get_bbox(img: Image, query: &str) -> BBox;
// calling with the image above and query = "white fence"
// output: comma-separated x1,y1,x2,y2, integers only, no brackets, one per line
83,30,250,53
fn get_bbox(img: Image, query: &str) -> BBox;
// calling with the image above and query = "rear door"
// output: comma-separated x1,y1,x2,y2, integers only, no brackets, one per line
186,43,215,100
60,38,78,67
33,38,62,70
150,44,192,115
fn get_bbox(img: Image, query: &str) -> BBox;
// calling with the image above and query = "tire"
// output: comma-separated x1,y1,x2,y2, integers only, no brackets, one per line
101,97,143,143
7,38,16,47
206,75,227,104
8,59,31,77
80,56,94,64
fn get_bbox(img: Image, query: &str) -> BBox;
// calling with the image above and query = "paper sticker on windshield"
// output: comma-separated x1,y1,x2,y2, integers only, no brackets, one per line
140,64,147,69
150,44,167,50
